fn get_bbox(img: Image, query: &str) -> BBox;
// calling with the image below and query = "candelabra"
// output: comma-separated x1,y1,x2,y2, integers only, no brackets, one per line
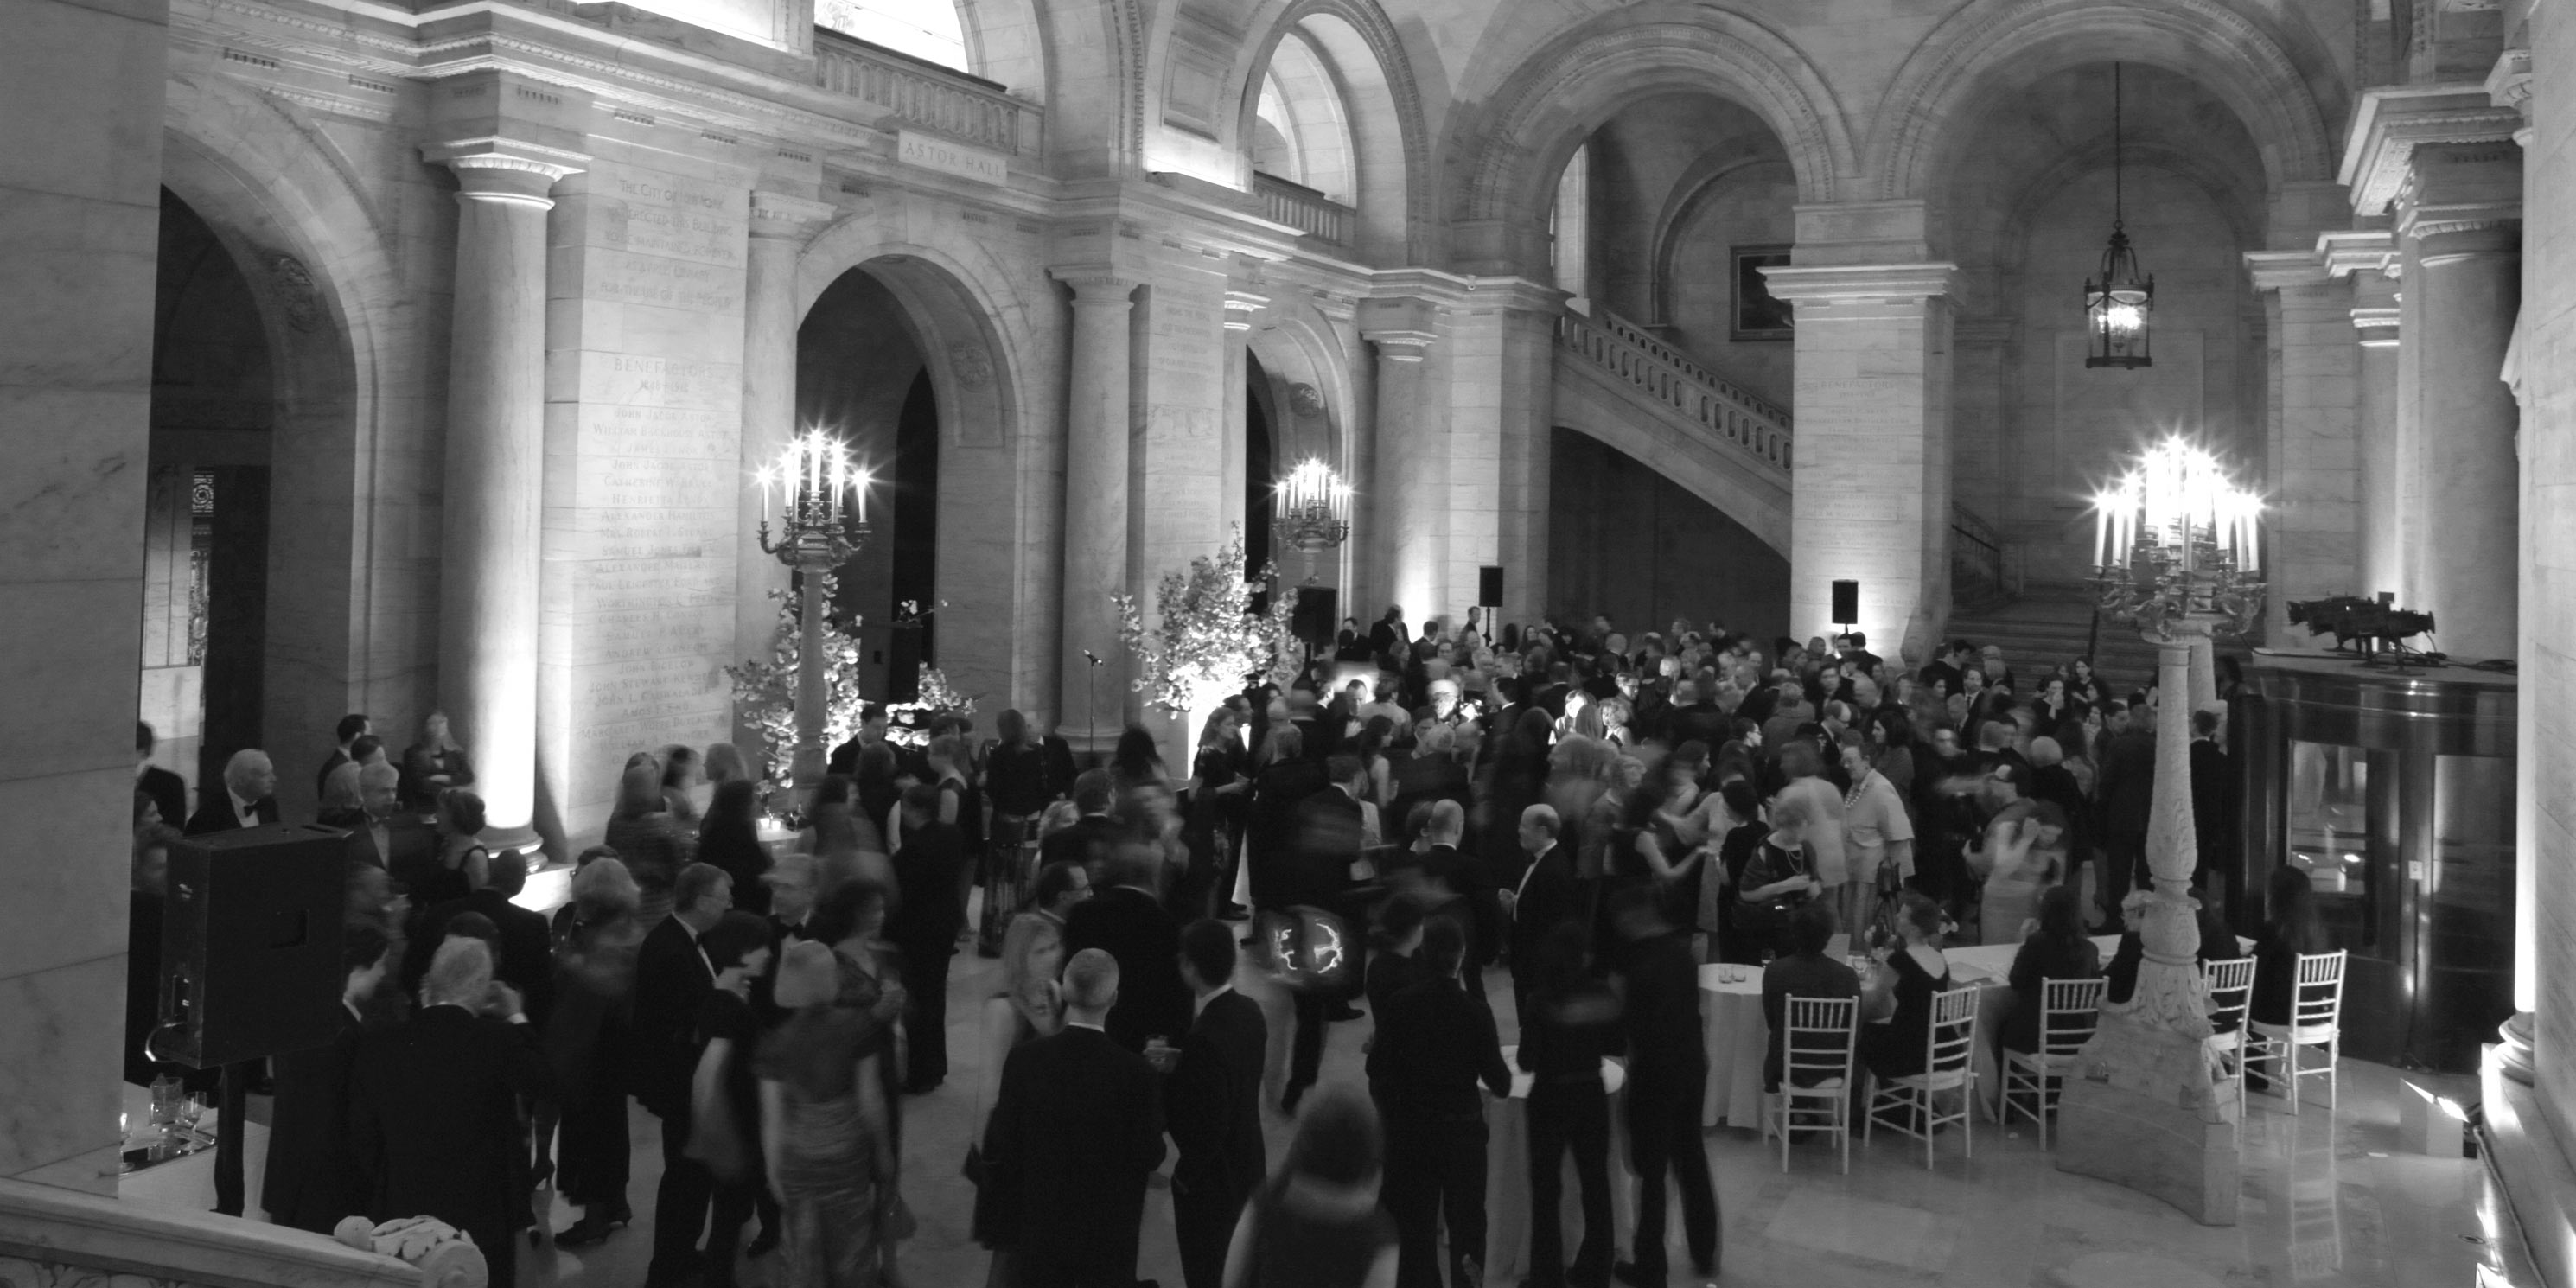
1272,457,1352,583
755,430,870,788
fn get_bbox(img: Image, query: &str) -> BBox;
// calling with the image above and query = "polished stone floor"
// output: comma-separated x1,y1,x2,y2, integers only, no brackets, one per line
188,940,2528,1287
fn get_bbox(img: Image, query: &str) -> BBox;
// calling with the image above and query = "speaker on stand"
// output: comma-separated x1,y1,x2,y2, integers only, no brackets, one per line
1831,579,1859,637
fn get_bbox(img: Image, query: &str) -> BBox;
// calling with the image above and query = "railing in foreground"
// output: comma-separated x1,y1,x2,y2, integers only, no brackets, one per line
1252,172,1355,246
812,30,1023,156
1554,308,1792,471
1952,503,2005,594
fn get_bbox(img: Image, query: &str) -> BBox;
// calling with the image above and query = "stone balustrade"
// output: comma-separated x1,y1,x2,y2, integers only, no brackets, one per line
1554,308,1793,472
1253,171,1355,246
812,30,1025,156
0,1176,481,1288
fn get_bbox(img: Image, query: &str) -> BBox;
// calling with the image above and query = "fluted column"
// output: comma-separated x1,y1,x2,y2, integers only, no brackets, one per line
1054,270,1139,754
2401,211,2522,660
734,191,836,729
425,139,584,845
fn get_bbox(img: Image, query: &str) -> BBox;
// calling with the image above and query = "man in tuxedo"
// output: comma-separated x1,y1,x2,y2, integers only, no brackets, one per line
983,949,1166,1288
1610,886,1719,1285
1504,804,1579,1014
263,924,387,1234
316,712,370,800
1039,769,1129,880
635,864,734,1288
1374,918,1511,1288
1063,841,1189,1054
1661,682,1730,754
412,849,554,1034
184,749,278,835
823,702,889,777
346,938,551,1286
1156,919,1268,1288
889,782,969,1091
135,722,187,829
346,762,437,877
1276,754,1368,1112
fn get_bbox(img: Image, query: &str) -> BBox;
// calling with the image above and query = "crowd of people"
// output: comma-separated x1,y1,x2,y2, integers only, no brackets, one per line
119,599,2324,1288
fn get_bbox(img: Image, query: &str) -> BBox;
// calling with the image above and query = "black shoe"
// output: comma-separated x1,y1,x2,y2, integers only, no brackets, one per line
1692,1254,1718,1278
1612,1262,1664,1288
745,1228,780,1259
556,1214,616,1247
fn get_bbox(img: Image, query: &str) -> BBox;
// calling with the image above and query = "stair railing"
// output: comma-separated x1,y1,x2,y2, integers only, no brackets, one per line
1553,308,1793,473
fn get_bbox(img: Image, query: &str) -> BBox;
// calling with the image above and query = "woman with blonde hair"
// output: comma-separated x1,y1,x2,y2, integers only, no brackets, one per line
552,852,645,1247
607,760,694,925
399,711,475,813
758,940,894,1286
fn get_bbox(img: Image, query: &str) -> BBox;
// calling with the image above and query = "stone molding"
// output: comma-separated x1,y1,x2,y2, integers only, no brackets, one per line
1760,261,1962,303
0,1176,456,1288
2488,47,2533,149
2315,228,2398,279
1222,289,1270,331
748,190,837,241
2350,304,2401,348
1051,271,1145,307
422,136,587,207
2339,85,2525,216
2243,250,2330,293
1365,333,1435,361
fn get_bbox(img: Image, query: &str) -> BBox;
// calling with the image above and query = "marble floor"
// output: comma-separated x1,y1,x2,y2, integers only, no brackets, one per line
176,943,2532,1288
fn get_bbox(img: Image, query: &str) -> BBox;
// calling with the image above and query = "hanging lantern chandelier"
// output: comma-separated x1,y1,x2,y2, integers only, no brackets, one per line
2085,63,2153,369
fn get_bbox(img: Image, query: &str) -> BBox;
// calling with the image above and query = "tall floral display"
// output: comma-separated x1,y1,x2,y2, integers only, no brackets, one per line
1113,533,1298,729
726,577,868,795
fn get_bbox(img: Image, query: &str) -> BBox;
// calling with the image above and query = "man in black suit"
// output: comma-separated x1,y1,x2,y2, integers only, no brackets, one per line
889,781,969,1091
411,849,554,1034
184,749,279,835
2188,705,2235,889
135,722,188,829
635,864,734,1288
343,762,436,873
1063,841,1189,1054
2095,704,2158,918
1610,885,1719,1285
823,703,889,776
1275,753,1368,1112
316,712,370,800
1040,769,1130,880
265,924,388,1233
1156,919,1268,1288
1504,803,1580,1014
983,948,1166,1288
1662,682,1730,754
1374,918,1511,1288
346,937,551,1286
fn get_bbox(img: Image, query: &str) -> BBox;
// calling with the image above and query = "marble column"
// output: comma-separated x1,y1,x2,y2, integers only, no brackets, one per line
1221,289,1267,541
425,140,584,846
1763,261,1961,665
2400,213,2521,661
2350,279,2402,598
1052,271,1138,754
1360,306,1442,623
1446,279,1565,629
2246,253,2361,644
734,191,837,739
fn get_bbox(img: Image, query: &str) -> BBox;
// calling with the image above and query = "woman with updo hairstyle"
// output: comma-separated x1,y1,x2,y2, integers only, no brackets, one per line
1223,1086,1398,1287
606,761,692,926
413,787,489,912
1857,889,1956,1081
547,850,647,1246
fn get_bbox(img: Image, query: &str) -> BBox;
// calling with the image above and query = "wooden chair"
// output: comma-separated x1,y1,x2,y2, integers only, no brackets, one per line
2201,957,2258,1119
1864,985,1981,1169
2245,950,2346,1115
2000,977,2107,1149
1763,995,1859,1173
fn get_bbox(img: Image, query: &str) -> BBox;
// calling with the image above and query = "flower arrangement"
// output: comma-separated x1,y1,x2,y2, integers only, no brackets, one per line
887,666,977,747
725,576,869,794
1113,531,1300,717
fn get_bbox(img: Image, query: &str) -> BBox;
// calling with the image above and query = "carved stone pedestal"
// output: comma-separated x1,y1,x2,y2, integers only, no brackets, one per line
2056,1010,2241,1226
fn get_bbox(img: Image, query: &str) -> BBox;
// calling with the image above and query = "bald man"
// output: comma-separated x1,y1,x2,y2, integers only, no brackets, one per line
982,948,1166,1287
186,749,278,834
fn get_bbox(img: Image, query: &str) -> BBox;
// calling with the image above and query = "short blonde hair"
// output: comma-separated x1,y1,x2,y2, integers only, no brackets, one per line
774,940,840,1009
422,937,494,1008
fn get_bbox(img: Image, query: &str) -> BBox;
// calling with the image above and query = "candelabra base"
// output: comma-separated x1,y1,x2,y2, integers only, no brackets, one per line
2056,1011,2241,1226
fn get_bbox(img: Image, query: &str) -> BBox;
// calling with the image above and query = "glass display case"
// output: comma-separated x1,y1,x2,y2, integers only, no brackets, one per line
2238,652,2516,1073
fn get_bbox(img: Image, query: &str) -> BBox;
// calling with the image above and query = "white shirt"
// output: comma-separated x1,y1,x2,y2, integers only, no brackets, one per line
1842,770,1916,879
229,789,262,829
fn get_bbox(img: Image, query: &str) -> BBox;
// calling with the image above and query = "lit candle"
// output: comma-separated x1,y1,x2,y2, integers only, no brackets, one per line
756,463,772,521
830,450,847,525
806,433,821,504
856,469,869,525
2093,499,2107,569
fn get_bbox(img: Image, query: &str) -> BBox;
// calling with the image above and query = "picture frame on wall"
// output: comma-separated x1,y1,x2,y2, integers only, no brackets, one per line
1732,244,1795,341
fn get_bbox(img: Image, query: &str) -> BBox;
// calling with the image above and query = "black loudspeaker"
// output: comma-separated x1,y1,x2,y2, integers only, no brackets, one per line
1831,579,1859,625
1479,565,1505,609
157,823,348,1068
1293,586,1338,647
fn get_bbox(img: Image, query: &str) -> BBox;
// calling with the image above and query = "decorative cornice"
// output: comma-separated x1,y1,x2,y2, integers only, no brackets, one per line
421,136,586,205
2350,306,2400,331
2488,48,2533,121
2339,85,2524,215
2244,250,2331,292
1221,290,1270,331
1049,267,1145,303
1760,261,1962,303
2315,228,2398,278
1363,331,1438,362
748,190,836,239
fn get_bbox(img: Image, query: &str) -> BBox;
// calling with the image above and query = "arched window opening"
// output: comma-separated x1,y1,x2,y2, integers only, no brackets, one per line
816,0,968,71
1252,29,1356,204
1553,142,1591,314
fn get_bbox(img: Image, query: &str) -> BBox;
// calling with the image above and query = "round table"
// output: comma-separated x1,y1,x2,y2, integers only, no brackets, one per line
1483,1049,1636,1284
1698,964,1768,1128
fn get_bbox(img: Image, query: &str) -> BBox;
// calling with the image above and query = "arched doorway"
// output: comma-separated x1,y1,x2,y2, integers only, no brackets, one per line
797,267,944,701
140,188,275,814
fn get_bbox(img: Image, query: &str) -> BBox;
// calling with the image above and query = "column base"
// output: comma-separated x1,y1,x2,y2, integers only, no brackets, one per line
483,821,545,860
2496,1011,2537,1087
2056,1011,2241,1226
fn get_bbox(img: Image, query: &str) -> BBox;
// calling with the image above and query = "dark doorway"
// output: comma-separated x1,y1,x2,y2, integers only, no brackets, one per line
1245,352,1277,575
1546,427,1788,644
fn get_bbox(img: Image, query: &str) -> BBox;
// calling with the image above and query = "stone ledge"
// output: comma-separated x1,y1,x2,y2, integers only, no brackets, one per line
2483,1060,2576,1288
0,1176,437,1288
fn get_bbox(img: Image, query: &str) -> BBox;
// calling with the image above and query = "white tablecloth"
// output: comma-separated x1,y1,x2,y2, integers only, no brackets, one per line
1484,1050,1636,1283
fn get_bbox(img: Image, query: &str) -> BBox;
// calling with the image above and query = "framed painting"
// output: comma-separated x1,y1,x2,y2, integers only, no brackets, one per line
1732,244,1795,341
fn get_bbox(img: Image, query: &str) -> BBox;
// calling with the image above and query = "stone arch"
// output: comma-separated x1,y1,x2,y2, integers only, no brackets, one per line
952,0,1048,99
1458,10,1856,258
1647,150,1795,327
1227,0,1431,264
158,70,415,812
793,214,1047,712
1979,139,2267,287
1869,0,2336,202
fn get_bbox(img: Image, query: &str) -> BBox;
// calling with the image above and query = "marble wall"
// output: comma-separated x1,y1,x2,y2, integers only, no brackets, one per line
0,0,170,1194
